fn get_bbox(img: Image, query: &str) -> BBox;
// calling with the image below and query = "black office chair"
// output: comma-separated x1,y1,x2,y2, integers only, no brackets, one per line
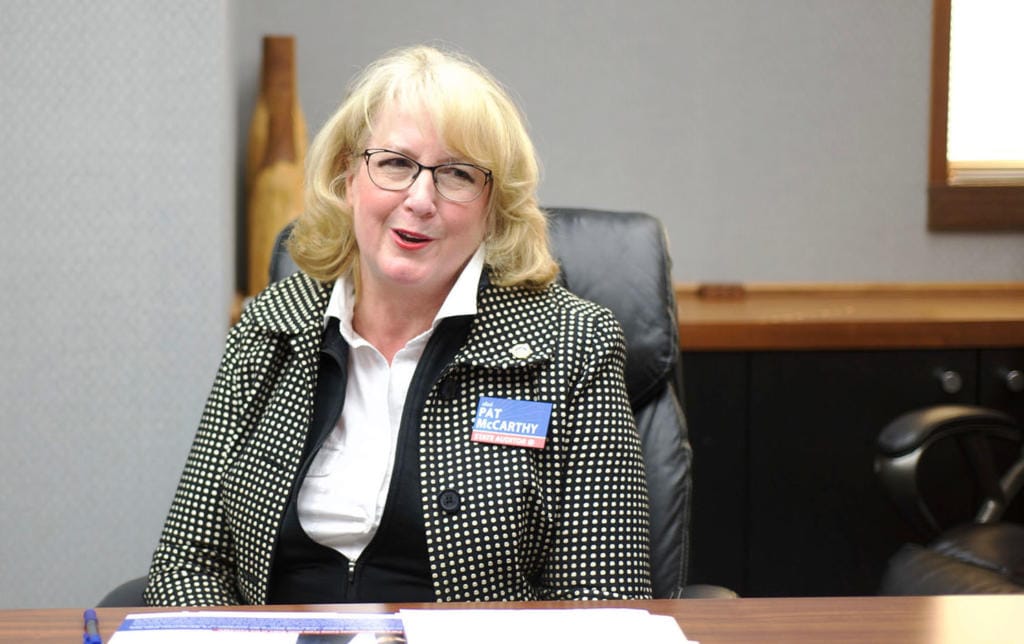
875,404,1024,594
100,207,732,605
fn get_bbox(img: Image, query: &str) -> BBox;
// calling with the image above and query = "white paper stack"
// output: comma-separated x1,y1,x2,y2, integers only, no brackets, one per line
400,607,696,644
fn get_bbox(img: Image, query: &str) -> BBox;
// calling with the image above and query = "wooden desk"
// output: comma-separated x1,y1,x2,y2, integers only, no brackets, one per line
4,596,1022,643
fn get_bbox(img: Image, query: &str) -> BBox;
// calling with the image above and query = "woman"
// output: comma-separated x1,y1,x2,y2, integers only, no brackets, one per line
145,45,652,605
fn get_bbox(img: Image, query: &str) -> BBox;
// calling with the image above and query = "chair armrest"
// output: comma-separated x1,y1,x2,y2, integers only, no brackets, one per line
875,405,1022,538
673,584,739,599
97,575,148,607
878,405,1018,457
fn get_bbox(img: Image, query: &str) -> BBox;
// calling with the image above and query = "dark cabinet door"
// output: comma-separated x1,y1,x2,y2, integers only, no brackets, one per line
744,349,975,596
681,351,748,592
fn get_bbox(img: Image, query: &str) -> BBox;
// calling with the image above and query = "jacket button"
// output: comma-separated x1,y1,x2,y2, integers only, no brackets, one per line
438,489,461,513
438,379,460,400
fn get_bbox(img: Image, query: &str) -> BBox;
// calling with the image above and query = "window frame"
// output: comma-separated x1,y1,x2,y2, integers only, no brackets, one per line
927,0,1024,230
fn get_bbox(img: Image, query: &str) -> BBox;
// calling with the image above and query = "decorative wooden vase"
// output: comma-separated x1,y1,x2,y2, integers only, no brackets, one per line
245,35,308,297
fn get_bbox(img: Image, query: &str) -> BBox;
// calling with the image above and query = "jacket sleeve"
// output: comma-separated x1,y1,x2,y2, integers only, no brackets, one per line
538,309,654,600
143,321,253,606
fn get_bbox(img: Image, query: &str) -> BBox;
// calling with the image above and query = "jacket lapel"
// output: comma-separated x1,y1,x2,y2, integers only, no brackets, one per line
228,273,331,603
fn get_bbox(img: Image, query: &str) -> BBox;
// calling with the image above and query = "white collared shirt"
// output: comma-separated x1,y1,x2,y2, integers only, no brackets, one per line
296,246,485,562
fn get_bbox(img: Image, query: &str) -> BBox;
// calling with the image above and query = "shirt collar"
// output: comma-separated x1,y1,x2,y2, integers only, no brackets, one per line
324,245,485,343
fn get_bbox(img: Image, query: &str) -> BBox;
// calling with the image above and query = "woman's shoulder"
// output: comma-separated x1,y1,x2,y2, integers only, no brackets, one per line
482,280,623,336
237,272,331,335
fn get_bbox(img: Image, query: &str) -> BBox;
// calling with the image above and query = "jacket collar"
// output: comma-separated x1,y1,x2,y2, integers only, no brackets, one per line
246,273,331,337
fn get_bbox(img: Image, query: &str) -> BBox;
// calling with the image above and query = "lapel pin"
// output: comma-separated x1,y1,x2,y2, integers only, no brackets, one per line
510,343,533,360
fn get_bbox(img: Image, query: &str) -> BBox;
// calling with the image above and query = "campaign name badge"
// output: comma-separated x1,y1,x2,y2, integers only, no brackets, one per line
471,396,552,449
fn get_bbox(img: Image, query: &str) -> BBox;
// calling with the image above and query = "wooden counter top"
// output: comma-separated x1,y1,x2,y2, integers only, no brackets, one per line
676,282,1024,350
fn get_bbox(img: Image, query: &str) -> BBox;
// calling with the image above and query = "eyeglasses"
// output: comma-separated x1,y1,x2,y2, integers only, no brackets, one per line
361,148,492,203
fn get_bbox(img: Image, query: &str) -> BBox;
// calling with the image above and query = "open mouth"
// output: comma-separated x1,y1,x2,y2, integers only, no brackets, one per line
394,229,431,244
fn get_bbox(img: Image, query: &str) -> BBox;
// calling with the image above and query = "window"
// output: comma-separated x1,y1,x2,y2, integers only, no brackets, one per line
928,0,1024,230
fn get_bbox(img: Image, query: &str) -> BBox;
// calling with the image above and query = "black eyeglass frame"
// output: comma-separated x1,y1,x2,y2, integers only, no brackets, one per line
361,148,493,203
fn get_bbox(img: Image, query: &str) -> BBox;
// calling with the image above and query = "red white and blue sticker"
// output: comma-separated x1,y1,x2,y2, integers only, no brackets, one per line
470,396,552,449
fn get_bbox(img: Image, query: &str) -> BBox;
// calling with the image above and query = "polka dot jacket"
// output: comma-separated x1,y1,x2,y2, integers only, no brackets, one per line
145,270,654,605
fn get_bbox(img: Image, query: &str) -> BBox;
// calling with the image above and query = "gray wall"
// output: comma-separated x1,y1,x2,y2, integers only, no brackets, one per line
0,1,232,607
1,0,1020,609
235,0,1022,283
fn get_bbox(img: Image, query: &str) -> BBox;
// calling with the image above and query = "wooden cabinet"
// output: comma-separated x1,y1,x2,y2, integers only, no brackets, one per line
675,284,1024,596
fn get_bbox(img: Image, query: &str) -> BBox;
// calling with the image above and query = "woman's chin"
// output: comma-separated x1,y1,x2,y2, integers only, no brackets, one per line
372,265,442,294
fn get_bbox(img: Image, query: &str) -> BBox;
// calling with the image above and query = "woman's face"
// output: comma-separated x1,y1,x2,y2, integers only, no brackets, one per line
345,102,490,303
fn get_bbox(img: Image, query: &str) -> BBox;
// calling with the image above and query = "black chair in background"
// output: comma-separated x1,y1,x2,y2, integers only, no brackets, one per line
100,208,732,605
875,404,1024,594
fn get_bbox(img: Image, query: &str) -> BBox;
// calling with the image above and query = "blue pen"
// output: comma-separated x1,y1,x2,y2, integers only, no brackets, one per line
83,608,102,644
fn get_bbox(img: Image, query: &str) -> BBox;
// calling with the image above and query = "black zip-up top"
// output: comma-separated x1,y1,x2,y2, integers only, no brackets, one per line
268,313,473,603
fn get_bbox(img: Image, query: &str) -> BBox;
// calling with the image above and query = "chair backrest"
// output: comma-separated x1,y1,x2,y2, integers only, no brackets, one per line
271,207,693,598
545,207,692,597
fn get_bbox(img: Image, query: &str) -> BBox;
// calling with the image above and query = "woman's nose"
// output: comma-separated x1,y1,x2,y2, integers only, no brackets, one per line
405,170,438,213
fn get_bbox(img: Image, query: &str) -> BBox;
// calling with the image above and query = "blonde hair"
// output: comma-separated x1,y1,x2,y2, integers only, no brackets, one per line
288,45,558,288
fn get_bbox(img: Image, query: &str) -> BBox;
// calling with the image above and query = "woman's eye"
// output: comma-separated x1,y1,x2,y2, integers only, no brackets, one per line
379,156,414,170
444,166,477,184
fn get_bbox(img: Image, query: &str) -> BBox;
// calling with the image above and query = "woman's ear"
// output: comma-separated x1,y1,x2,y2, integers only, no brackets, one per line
484,201,499,241
342,173,353,208
332,155,355,206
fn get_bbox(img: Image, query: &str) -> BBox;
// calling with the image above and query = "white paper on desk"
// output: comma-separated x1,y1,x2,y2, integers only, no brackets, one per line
400,608,696,644
107,611,405,643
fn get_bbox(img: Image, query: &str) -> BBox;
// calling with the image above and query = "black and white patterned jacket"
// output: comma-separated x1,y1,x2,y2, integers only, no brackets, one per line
145,270,653,605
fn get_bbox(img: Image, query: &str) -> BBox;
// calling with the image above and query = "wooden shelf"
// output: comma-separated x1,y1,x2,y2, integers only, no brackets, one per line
676,282,1024,351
